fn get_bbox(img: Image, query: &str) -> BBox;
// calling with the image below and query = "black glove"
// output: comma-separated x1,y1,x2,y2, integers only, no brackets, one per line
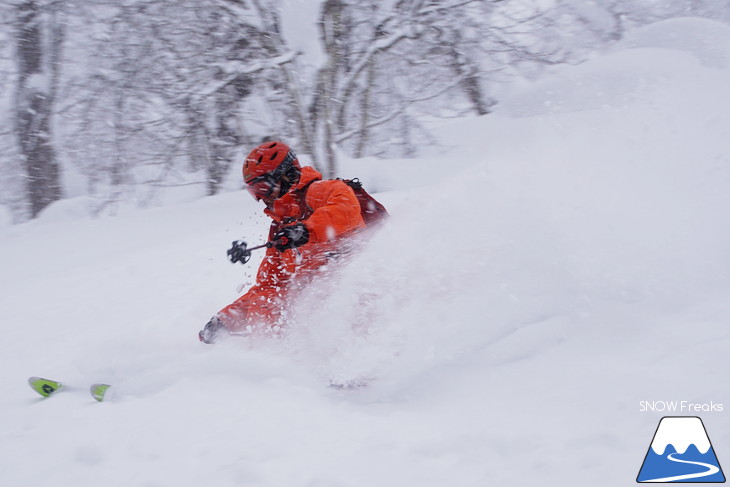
273,223,309,251
198,316,227,344
227,240,252,264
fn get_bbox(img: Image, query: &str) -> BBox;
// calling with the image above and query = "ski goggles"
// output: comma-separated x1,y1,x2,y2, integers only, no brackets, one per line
245,174,277,200
244,150,297,200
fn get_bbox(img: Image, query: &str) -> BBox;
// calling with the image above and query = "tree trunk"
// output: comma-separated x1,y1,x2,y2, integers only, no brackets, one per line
14,0,62,219
448,36,490,116
354,59,376,159
208,85,244,195
317,0,348,178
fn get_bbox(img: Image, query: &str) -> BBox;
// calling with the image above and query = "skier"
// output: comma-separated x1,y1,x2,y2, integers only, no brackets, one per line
199,141,367,343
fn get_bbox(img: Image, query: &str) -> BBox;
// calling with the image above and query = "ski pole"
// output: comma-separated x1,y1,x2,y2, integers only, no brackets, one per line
245,242,272,253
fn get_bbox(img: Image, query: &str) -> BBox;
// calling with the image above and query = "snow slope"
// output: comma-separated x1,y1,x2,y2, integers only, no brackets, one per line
2,17,730,487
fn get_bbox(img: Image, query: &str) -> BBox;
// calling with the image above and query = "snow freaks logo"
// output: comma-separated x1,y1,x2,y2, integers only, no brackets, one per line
637,417,726,483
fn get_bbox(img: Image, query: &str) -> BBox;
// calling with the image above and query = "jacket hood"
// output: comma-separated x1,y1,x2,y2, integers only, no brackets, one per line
295,166,322,190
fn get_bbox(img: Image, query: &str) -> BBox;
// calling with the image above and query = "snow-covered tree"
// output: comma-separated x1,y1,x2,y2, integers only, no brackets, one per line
11,0,64,219
1,0,727,221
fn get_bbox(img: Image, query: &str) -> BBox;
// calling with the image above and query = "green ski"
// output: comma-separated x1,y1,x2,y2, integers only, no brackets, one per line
28,377,112,402
90,383,112,402
28,377,63,397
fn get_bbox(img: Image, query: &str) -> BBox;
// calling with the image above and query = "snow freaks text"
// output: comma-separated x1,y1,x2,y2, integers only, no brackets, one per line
639,401,724,413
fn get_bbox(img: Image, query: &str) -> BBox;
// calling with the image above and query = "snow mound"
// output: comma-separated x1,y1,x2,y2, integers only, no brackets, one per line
617,17,730,69
35,196,96,223
0,204,11,227
499,17,730,117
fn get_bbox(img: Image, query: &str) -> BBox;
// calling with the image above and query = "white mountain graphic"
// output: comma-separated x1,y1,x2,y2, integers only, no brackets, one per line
651,417,712,455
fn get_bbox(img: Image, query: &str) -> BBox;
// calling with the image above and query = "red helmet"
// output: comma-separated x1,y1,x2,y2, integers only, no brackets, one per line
242,141,300,200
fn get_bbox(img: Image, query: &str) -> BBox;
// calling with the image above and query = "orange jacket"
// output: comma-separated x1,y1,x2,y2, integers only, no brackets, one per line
217,167,365,332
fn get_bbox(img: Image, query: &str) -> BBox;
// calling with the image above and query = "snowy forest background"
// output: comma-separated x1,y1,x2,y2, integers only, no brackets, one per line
1,0,729,224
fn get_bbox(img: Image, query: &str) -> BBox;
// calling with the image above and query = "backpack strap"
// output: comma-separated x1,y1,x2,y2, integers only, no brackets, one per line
339,178,363,190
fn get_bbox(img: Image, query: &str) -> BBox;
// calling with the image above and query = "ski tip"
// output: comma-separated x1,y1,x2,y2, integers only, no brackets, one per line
89,383,112,402
28,377,63,398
